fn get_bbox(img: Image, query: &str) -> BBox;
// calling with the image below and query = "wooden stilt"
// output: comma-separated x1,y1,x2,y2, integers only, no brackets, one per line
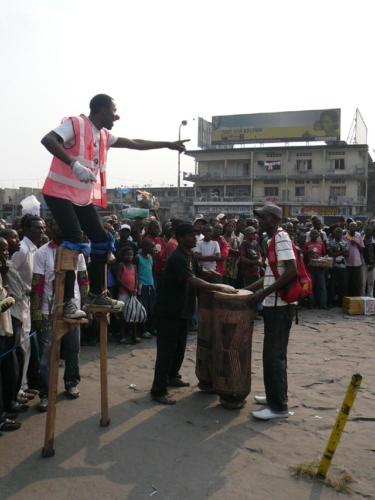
42,253,116,457
42,248,88,458
99,313,110,427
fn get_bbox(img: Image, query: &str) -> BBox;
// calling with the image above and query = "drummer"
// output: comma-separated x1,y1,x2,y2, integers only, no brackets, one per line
150,223,236,405
245,204,297,420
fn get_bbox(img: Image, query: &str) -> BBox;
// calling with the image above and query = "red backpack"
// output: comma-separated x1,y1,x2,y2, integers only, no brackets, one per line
267,231,312,303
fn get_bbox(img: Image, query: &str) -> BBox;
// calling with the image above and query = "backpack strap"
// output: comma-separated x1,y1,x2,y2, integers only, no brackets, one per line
267,231,282,280
268,231,282,308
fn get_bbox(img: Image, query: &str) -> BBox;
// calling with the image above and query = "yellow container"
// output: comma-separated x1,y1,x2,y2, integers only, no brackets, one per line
342,296,364,315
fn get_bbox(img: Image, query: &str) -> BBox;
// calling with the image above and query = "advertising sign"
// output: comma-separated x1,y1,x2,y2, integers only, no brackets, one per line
197,117,212,149
211,109,341,144
299,206,340,216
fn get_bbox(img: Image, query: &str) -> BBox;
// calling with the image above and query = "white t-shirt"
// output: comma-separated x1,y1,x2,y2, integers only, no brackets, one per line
33,243,87,314
11,236,37,334
263,229,296,307
192,233,204,253
195,239,220,272
53,118,118,177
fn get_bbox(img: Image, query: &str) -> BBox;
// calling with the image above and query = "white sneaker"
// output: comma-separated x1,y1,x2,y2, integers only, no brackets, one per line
63,300,87,320
38,398,48,412
254,395,268,406
252,408,289,420
65,386,80,399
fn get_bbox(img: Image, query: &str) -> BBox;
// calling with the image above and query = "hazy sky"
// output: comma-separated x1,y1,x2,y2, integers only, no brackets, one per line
1,0,374,189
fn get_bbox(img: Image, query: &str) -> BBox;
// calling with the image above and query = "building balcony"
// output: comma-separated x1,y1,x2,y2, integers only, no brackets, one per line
253,173,285,181
328,196,355,206
183,173,250,183
195,196,251,203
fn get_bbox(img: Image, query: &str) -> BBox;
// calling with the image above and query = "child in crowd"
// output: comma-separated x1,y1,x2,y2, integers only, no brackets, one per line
239,226,262,287
136,239,156,338
117,246,139,344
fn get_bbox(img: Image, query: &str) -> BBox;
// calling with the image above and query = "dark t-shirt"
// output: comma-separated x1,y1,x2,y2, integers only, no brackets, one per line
155,246,196,320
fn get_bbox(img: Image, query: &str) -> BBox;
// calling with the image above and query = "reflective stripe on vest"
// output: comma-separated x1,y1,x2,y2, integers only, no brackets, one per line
46,171,93,191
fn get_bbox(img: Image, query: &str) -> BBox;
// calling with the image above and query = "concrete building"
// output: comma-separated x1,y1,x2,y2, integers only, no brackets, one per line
185,142,371,219
104,186,194,221
0,186,194,223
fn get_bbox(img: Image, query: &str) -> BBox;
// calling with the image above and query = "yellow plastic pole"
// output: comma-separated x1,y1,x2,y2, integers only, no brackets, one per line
317,373,362,479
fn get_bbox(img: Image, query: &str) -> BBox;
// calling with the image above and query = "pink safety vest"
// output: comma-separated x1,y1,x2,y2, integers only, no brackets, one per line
42,114,109,208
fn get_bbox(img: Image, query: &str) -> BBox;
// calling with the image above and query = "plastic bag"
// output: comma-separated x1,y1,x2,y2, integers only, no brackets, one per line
20,195,41,216
122,207,150,219
122,295,147,323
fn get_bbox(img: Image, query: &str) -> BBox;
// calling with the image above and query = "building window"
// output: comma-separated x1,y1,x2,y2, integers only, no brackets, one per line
295,186,305,197
226,161,250,177
358,181,366,197
296,159,312,171
257,160,281,171
330,186,346,197
331,177,346,184
264,187,279,197
264,179,280,185
334,159,345,170
312,180,320,185
226,186,250,197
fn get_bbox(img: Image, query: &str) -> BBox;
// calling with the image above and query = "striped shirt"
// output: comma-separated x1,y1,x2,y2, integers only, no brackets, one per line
263,229,296,307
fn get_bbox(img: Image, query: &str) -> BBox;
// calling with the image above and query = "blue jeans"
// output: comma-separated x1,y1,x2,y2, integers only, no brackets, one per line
38,318,80,399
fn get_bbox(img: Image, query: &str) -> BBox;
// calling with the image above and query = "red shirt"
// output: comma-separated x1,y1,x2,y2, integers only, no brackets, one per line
215,237,229,276
144,235,167,275
303,240,326,264
118,263,137,294
166,238,178,259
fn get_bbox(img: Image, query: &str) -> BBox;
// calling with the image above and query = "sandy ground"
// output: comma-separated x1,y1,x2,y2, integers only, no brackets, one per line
0,308,374,500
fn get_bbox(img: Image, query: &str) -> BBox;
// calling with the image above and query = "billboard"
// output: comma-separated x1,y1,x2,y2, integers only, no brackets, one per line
354,109,367,144
197,117,212,149
211,109,341,145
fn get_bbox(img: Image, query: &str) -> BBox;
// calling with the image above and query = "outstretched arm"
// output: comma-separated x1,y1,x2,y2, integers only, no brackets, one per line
111,137,189,153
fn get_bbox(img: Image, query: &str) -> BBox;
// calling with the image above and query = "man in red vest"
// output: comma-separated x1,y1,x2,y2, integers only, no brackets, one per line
41,94,188,320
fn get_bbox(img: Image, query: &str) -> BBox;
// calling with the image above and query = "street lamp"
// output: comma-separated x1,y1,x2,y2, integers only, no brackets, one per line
177,119,188,200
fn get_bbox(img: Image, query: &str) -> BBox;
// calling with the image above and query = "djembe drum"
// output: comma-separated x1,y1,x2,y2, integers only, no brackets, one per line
195,290,215,392
211,289,254,409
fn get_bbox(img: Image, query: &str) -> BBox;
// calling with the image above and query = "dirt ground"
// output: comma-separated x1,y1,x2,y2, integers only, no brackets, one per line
1,308,374,500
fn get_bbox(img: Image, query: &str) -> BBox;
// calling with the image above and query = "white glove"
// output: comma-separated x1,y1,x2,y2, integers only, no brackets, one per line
71,161,97,183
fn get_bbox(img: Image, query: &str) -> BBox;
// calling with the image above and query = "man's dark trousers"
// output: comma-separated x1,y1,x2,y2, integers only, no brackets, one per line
151,317,188,397
262,306,294,412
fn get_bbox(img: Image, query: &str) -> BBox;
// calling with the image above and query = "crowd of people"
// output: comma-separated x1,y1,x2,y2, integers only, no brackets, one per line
1,208,374,432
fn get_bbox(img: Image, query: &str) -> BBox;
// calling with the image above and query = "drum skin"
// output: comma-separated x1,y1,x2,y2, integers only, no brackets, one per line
211,290,254,409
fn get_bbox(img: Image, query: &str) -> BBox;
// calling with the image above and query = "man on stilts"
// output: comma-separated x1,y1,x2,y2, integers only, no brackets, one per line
41,94,188,319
